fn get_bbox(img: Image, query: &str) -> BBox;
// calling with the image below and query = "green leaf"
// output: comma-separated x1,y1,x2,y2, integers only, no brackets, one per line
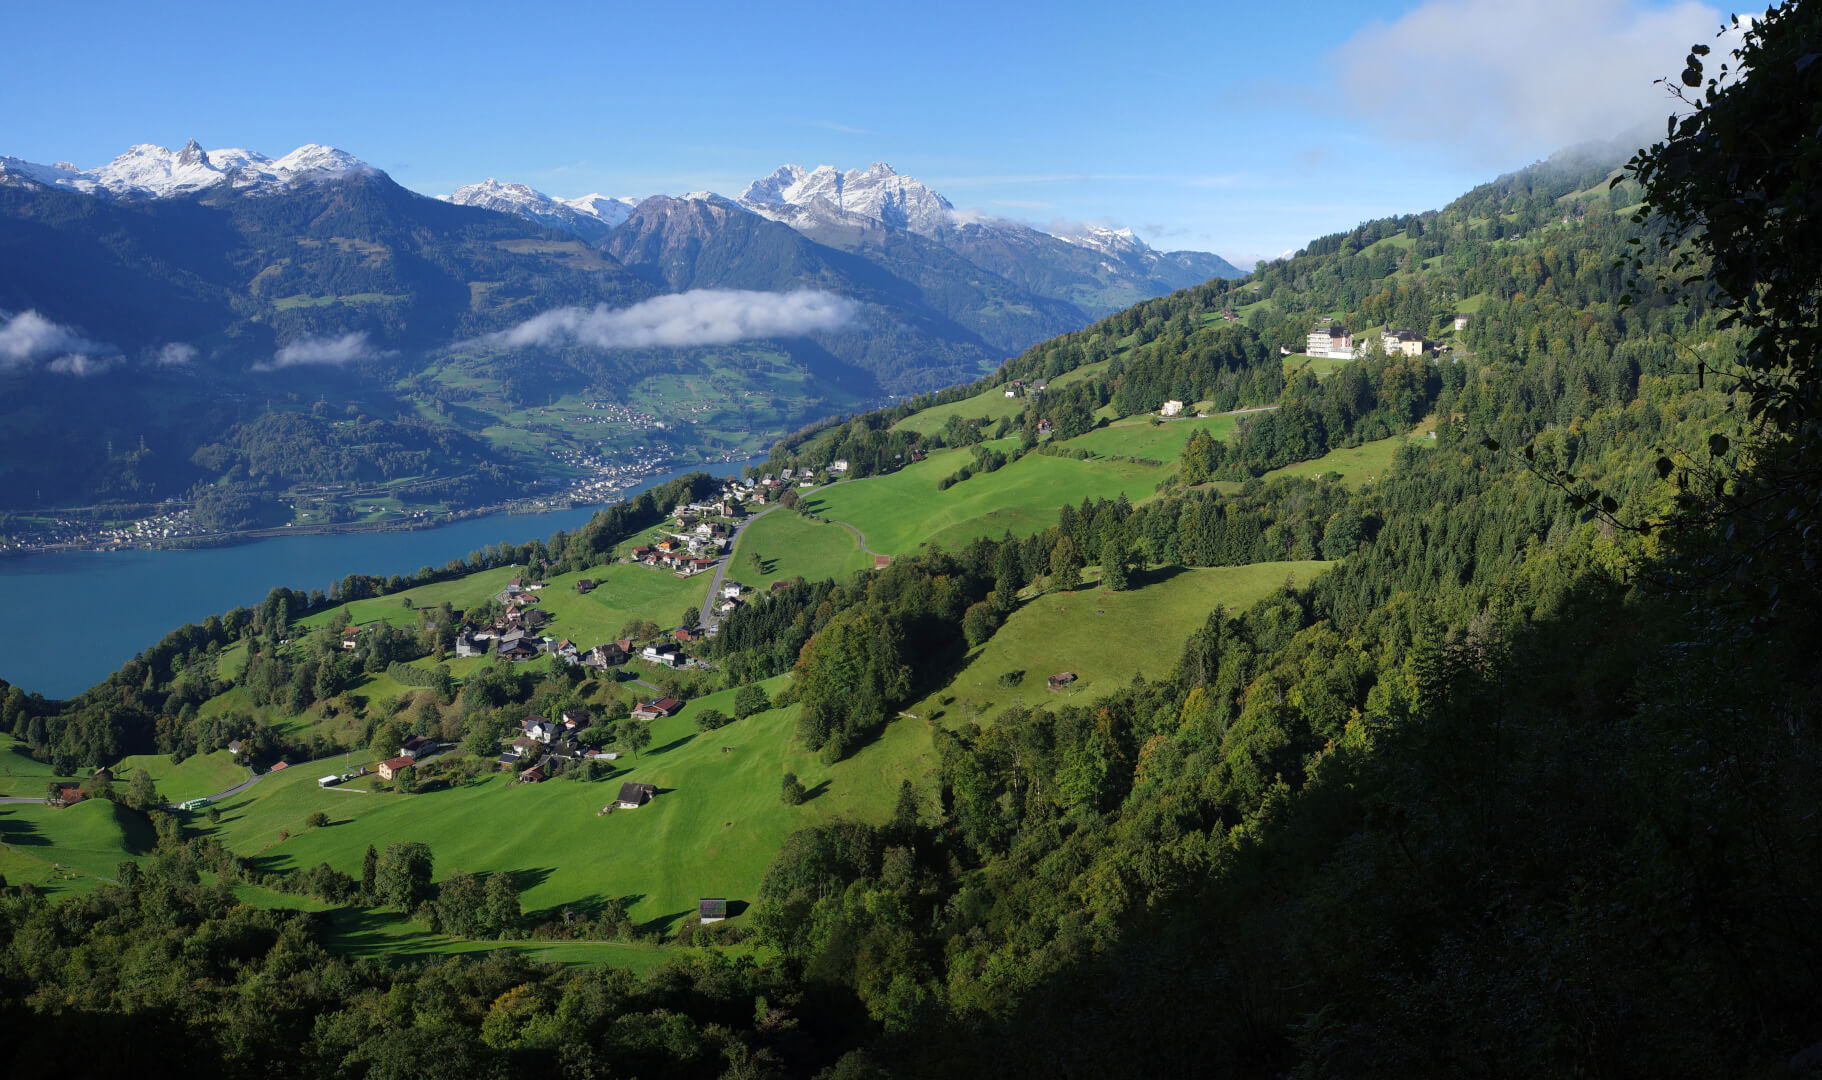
1481,438,1499,452
1708,433,1730,457
1656,456,1675,479
1600,495,1619,514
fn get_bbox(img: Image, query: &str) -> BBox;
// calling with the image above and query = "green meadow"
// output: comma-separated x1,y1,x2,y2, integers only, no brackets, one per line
727,510,872,589
891,361,1109,437
914,561,1331,723
808,448,1173,555
1057,412,1242,461
117,750,246,804
198,675,936,931
0,735,74,797
0,798,154,896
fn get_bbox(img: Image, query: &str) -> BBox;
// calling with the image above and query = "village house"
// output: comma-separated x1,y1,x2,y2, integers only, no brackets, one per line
508,735,539,757
1160,399,1185,417
829,459,849,473
455,631,487,658
575,578,596,594
524,716,559,743
583,640,628,669
721,583,743,600
1453,313,1471,331
615,781,657,809
340,625,364,651
377,756,415,781
632,697,682,720
496,632,542,662
642,643,683,667
401,735,435,759
1381,328,1426,356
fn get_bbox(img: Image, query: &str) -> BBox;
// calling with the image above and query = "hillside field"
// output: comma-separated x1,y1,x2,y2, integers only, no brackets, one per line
0,798,154,897
727,510,871,589
914,560,1331,723
808,448,1173,555
1057,412,1243,461
198,674,936,932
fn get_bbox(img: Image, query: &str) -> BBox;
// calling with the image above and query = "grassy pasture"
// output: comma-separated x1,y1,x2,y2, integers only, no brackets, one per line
201,674,936,932
727,510,872,589
0,799,153,895
0,735,74,797
117,750,246,804
1284,353,1356,378
914,561,1330,723
809,449,1172,556
1057,413,1241,461
892,361,1109,437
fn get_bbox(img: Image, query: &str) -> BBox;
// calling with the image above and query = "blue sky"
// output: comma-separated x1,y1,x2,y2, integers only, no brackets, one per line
3,0,1723,266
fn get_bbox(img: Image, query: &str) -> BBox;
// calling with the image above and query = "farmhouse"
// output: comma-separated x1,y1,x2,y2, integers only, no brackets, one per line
632,697,682,720
340,625,363,651
584,641,628,668
615,781,657,809
575,578,596,594
455,631,487,658
400,735,435,758
1047,671,1079,691
698,898,728,923
523,716,558,743
829,459,849,473
1160,399,1184,417
376,756,415,781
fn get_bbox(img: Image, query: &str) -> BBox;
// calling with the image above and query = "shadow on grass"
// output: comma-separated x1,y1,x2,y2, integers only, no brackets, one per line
802,779,832,803
637,908,694,937
0,813,46,846
648,733,696,756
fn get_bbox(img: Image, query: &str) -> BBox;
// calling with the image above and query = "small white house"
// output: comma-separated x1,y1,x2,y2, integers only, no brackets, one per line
1161,399,1185,417
829,459,849,473
721,583,742,600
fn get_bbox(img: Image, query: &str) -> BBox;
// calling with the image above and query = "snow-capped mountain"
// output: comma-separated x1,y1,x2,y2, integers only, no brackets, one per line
1049,223,1153,258
0,140,372,199
438,179,639,243
739,162,957,236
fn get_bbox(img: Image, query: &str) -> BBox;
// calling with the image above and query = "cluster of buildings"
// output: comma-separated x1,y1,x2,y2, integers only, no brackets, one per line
1002,378,1050,398
0,502,211,553
1299,315,1473,364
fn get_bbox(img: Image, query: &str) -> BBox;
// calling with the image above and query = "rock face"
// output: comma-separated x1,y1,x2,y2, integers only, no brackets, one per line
739,162,957,236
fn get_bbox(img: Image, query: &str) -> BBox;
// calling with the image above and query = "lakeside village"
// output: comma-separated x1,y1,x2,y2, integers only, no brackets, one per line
321,467,852,790
0,443,743,556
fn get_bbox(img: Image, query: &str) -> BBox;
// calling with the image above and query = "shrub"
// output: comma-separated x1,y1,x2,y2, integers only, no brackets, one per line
305,811,330,829
781,772,808,805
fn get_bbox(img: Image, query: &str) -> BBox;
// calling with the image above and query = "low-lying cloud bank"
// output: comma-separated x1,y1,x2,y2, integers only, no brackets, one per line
1332,0,1720,163
0,310,118,376
484,289,861,351
253,331,392,372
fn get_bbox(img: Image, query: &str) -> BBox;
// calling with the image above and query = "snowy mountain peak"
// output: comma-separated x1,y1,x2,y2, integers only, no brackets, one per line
738,162,955,236
440,177,640,240
0,141,376,199
1049,222,1155,258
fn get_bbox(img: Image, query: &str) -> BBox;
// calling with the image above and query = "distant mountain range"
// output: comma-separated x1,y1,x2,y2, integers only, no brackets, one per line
0,140,1245,511
443,159,1243,311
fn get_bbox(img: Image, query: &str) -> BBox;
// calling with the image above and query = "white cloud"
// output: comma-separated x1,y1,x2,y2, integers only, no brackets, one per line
0,310,116,373
254,331,391,372
150,342,198,367
46,353,113,377
485,289,861,351
1332,0,1721,162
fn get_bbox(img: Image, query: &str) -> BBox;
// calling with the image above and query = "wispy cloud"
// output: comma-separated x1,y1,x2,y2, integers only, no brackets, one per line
0,310,118,376
253,331,392,372
481,289,861,351
149,342,197,367
1331,0,1720,162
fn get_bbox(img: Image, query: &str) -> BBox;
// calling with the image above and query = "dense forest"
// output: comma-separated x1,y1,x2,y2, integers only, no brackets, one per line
3,7,1819,1076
